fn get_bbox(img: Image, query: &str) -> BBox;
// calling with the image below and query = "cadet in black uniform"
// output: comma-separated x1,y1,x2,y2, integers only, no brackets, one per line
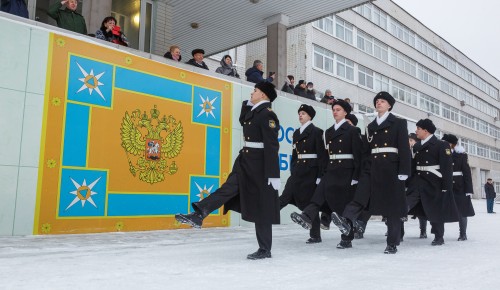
280,104,327,243
331,92,411,254
290,100,362,249
441,134,475,241
175,81,280,260
407,119,460,246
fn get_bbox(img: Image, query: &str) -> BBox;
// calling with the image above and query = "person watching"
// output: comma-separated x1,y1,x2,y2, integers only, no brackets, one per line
164,45,182,62
245,60,274,83
95,16,129,47
48,0,87,35
215,55,240,78
186,49,209,70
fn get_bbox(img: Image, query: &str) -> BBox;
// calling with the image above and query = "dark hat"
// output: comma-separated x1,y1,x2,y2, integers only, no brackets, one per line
298,104,316,120
307,82,314,86
408,133,418,142
441,133,458,145
255,81,277,102
416,118,436,134
373,91,396,111
346,114,358,126
332,99,352,115
191,48,205,56
298,80,305,85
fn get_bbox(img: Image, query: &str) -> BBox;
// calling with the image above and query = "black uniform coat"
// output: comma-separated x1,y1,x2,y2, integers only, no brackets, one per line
223,101,280,224
407,135,460,223
451,150,475,217
310,121,362,214
353,113,411,217
280,123,326,210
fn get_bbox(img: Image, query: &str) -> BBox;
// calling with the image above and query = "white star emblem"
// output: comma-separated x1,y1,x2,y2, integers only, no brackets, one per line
65,176,101,211
196,94,217,119
76,62,106,101
195,182,214,201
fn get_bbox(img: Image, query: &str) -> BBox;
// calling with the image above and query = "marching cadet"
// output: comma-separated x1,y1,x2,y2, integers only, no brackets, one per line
406,119,460,246
441,134,475,241
175,81,280,260
330,92,411,254
279,104,327,244
290,100,362,249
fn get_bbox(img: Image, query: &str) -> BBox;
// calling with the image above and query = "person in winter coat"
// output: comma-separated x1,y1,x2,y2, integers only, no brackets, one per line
185,49,209,70
406,119,460,246
330,92,411,254
0,0,28,18
215,55,240,78
293,80,307,98
291,100,362,249
441,134,475,241
485,178,497,213
48,0,87,35
175,82,280,260
245,60,274,83
164,45,182,62
281,75,295,94
95,16,129,46
305,82,317,101
280,104,327,244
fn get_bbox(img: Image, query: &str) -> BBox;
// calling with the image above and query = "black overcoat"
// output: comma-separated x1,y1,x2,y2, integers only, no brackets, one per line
353,113,411,217
280,123,326,210
451,150,475,217
310,122,362,214
407,135,460,223
223,101,280,224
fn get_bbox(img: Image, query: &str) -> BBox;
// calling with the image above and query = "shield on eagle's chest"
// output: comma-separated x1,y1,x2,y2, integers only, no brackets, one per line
146,139,162,160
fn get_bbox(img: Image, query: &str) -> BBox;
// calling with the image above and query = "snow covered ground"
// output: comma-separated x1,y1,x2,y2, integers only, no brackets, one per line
1,199,499,290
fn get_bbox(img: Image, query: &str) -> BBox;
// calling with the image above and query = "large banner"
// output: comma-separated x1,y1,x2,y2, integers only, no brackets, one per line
35,34,233,234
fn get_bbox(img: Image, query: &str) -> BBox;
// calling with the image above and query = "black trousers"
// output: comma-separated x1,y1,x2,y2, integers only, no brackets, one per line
280,187,320,240
419,217,428,232
459,217,467,235
300,204,324,240
430,222,445,239
192,172,273,251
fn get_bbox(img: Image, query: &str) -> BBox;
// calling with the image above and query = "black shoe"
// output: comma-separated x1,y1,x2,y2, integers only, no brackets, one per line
354,232,364,239
457,234,467,241
175,212,203,228
331,212,352,235
420,231,427,239
306,237,322,244
320,213,331,230
290,212,312,230
354,220,366,234
384,244,397,254
336,240,352,249
247,249,271,260
431,237,444,246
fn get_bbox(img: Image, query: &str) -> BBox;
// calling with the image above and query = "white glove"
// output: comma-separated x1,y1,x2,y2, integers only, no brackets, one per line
442,190,447,192
466,193,473,197
398,175,408,181
351,180,358,185
316,178,321,185
268,178,281,191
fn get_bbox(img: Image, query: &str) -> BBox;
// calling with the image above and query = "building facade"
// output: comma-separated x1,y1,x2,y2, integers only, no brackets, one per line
215,0,500,198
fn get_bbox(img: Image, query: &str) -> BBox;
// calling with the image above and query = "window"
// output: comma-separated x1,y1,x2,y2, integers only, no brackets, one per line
438,52,456,73
358,104,375,113
416,37,438,61
357,30,374,55
477,143,489,158
460,112,475,129
476,119,489,134
391,50,417,77
417,65,438,88
439,77,458,98
419,93,440,115
336,55,354,81
314,15,334,35
335,17,354,44
372,5,388,29
358,65,374,89
373,39,389,62
391,81,417,106
374,73,389,92
313,45,334,74
441,104,459,122
389,18,415,47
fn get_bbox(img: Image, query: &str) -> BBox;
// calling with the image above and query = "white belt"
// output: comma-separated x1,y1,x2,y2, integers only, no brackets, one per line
329,154,354,160
298,154,317,159
244,141,264,149
371,147,398,154
416,165,442,178
453,172,463,176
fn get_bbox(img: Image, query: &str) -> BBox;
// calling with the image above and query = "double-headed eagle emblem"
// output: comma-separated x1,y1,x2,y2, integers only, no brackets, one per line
120,105,184,184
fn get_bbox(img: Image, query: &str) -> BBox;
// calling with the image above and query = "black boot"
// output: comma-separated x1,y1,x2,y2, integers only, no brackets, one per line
331,212,352,235
247,249,272,260
320,213,331,230
306,237,322,244
290,212,312,230
457,233,467,241
354,232,364,239
384,244,397,254
336,240,352,249
420,231,427,239
431,237,444,246
175,211,203,228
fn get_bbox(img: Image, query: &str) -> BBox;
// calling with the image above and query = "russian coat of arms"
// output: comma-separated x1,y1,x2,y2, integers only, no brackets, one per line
120,105,184,184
